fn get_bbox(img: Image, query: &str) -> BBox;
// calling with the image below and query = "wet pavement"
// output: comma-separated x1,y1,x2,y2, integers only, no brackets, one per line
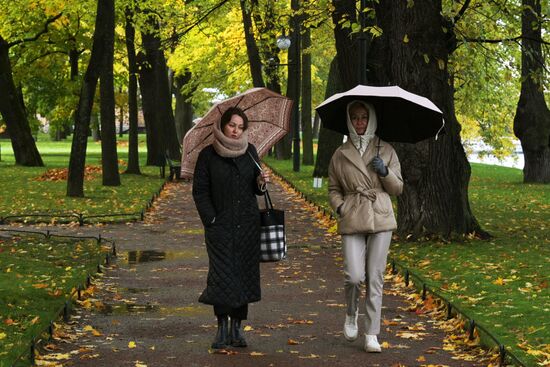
4,179,489,366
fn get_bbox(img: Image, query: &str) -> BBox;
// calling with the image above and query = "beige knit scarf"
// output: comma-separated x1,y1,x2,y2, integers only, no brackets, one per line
212,119,249,158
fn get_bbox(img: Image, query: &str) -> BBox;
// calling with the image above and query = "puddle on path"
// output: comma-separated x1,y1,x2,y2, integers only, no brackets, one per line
123,249,202,265
99,303,208,317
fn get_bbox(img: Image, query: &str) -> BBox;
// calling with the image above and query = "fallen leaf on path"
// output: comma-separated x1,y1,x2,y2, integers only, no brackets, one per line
128,341,137,349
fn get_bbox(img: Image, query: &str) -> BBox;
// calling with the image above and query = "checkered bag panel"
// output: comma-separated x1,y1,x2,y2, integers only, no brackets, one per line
260,224,286,262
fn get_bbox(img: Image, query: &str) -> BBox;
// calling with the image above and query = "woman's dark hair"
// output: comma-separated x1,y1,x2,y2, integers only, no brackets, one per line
220,107,249,130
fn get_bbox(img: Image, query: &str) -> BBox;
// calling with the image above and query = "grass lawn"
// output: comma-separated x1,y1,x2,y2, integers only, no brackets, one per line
264,157,549,366
0,232,109,367
0,135,163,366
0,135,165,223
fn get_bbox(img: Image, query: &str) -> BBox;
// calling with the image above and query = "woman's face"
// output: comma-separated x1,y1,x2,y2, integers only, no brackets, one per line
222,114,245,139
349,104,369,135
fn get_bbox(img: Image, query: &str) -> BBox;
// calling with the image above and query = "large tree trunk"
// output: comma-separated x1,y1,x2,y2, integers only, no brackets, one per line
277,1,302,161
125,6,140,175
99,0,120,187
513,0,550,183
67,0,113,197
252,0,281,95
313,57,343,177
0,36,43,166
141,23,181,163
301,25,313,165
370,1,485,238
136,50,160,166
240,0,264,87
174,71,194,143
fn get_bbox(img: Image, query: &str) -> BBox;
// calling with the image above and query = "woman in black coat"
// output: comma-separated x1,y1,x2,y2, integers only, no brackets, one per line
192,106,269,349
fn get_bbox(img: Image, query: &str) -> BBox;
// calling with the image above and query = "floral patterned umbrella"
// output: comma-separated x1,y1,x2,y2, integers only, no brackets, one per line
180,88,293,179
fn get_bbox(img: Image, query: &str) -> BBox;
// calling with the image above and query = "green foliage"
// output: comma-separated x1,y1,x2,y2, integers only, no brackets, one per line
265,157,550,366
0,233,107,367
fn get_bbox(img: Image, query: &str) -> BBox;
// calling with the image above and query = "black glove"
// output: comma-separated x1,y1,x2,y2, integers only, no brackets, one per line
371,156,388,177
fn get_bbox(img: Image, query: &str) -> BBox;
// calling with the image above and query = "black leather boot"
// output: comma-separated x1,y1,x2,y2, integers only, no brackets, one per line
211,315,229,349
229,318,247,347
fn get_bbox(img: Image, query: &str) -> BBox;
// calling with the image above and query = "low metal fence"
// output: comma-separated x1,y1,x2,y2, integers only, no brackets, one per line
1,228,116,367
0,181,167,226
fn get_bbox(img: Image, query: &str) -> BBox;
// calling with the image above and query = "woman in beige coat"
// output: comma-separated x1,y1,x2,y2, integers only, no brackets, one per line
328,100,403,353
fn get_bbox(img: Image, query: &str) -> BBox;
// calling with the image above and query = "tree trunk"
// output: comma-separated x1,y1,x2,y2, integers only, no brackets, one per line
174,71,194,143
283,0,301,166
370,1,486,238
141,23,181,163
513,0,550,183
67,0,114,197
125,6,140,174
301,25,313,165
118,86,124,137
331,0,358,89
253,0,280,95
99,0,120,187
136,50,160,166
313,57,344,177
312,112,320,139
240,0,264,87
0,36,43,166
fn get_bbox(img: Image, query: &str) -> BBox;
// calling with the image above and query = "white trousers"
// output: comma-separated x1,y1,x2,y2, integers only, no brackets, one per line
342,231,392,335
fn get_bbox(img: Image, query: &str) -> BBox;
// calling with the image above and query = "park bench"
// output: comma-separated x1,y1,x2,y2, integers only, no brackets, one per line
160,150,181,181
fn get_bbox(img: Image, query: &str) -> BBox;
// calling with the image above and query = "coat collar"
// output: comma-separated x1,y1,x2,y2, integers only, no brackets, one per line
340,140,370,177
340,138,386,182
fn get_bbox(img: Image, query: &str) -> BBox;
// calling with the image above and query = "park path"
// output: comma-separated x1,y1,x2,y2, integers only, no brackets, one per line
25,178,487,367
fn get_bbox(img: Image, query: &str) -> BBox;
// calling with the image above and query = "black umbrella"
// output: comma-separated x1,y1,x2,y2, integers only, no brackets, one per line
315,85,445,143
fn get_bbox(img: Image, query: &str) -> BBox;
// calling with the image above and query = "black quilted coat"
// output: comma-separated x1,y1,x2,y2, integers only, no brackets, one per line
192,144,263,308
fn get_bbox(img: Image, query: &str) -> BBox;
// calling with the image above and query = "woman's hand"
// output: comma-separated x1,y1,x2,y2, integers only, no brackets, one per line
257,171,270,191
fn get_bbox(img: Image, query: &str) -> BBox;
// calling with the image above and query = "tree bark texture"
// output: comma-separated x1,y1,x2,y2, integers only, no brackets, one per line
370,1,485,238
313,57,344,177
252,0,280,94
331,0,358,89
513,0,550,183
99,0,120,187
0,36,43,166
301,26,313,165
240,0,264,87
279,0,301,162
174,71,194,144
125,7,140,175
136,50,160,166
67,0,113,197
141,24,181,163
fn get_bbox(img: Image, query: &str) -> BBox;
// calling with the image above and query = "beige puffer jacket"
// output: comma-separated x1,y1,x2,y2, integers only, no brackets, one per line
328,138,403,234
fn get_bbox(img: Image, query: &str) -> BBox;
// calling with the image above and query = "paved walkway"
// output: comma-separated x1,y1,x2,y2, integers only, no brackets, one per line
16,179,486,366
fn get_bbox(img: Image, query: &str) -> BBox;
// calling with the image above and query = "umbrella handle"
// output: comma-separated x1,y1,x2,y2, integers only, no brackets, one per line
247,152,263,172
376,137,381,157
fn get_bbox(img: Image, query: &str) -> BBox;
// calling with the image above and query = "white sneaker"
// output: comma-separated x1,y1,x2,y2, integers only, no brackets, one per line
364,334,381,352
343,313,358,341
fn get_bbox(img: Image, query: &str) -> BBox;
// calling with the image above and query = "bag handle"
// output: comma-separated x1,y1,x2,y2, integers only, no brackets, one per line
263,189,274,210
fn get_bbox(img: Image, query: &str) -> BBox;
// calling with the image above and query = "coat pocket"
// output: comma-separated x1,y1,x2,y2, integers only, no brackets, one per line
372,192,392,216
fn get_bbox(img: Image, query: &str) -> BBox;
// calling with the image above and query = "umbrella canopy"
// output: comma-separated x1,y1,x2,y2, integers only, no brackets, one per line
315,85,445,143
180,87,293,179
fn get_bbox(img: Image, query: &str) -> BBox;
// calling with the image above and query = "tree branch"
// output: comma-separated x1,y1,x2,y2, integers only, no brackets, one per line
453,0,472,24
463,35,550,46
8,13,63,48
164,0,231,48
